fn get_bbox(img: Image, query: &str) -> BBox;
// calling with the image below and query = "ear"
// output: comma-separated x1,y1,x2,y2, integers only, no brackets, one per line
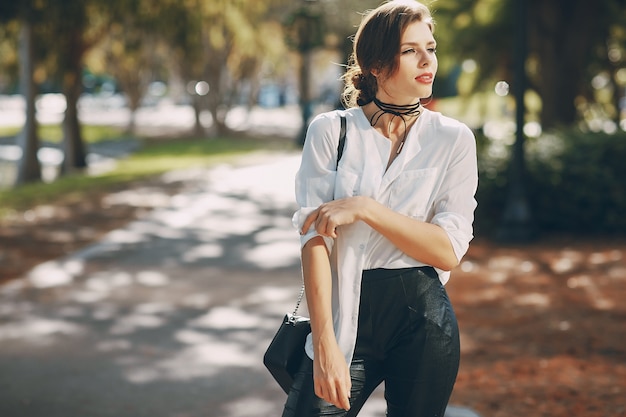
371,62,385,78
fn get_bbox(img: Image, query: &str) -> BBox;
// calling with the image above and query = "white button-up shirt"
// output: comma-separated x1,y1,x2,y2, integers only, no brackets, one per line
292,107,478,364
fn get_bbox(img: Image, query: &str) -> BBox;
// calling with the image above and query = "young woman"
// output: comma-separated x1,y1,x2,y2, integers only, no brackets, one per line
286,1,478,416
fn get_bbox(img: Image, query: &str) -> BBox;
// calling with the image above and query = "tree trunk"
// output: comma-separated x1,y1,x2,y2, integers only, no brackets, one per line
15,20,41,186
127,110,137,135
61,30,87,173
62,68,87,172
192,94,205,136
121,66,144,135
204,47,229,137
530,0,602,129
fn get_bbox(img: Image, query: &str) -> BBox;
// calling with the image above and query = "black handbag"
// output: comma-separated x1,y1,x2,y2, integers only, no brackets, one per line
263,305,311,394
263,115,347,394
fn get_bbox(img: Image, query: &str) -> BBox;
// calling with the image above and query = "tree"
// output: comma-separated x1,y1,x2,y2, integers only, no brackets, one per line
161,0,293,137
44,0,95,173
0,1,43,185
528,0,614,129
34,0,123,175
433,0,626,130
88,18,166,134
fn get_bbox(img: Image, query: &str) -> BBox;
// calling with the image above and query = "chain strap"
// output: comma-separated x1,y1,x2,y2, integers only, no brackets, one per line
290,284,305,321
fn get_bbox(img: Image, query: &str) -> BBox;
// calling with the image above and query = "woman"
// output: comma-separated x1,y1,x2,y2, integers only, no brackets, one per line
286,1,478,416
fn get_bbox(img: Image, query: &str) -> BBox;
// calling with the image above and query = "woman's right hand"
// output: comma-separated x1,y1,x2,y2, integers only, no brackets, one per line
313,338,352,411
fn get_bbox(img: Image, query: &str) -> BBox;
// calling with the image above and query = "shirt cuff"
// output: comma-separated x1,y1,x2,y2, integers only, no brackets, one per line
292,208,334,253
431,211,474,261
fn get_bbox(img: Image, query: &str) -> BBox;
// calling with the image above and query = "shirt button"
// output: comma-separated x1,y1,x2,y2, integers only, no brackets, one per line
359,244,365,250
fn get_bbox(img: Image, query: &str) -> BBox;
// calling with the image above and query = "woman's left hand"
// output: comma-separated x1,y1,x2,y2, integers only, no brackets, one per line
301,196,368,238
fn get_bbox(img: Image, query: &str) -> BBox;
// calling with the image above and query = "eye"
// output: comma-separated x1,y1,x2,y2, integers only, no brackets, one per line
428,47,437,53
401,48,417,55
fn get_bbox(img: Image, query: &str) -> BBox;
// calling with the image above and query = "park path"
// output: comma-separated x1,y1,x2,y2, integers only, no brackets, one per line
0,150,480,417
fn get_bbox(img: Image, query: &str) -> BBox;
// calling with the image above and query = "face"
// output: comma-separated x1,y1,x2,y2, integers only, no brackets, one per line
376,20,437,104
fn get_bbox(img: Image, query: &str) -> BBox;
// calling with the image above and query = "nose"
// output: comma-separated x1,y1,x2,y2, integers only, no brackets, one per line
419,50,432,67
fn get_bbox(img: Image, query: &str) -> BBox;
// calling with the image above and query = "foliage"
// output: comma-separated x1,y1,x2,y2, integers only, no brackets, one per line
432,0,626,129
475,129,626,236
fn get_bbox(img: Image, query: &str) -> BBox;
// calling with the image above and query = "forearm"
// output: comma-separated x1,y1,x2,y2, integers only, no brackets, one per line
301,237,337,353
359,197,459,270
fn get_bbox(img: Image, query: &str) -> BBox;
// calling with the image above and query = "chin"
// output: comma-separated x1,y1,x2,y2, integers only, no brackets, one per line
418,91,433,101
412,86,433,99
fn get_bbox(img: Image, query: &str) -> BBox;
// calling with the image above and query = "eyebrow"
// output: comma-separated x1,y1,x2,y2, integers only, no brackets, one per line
400,40,437,47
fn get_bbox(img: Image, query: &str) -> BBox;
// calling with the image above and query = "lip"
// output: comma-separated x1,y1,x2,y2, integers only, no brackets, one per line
415,73,434,84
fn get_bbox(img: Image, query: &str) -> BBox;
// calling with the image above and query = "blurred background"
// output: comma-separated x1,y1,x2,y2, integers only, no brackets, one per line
1,0,625,237
0,2,625,417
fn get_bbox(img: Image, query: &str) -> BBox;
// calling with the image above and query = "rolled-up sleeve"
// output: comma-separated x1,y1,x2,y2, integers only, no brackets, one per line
292,113,341,252
431,124,478,261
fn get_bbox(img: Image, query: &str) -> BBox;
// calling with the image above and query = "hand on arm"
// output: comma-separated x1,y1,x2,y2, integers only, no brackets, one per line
302,237,351,410
302,196,458,271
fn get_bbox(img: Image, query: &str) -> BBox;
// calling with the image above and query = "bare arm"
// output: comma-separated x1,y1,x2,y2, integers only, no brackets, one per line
301,237,351,410
301,196,458,271
359,197,458,270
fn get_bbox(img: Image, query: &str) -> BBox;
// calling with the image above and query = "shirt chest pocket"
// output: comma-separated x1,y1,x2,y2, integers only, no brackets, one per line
389,168,439,218
334,168,360,200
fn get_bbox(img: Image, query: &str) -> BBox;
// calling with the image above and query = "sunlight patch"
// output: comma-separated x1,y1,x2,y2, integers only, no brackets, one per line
109,314,166,335
107,229,146,244
183,243,223,262
222,397,277,417
189,307,261,330
104,189,172,208
124,339,257,383
174,329,212,345
136,270,170,286
0,316,84,341
27,259,84,288
72,290,108,303
244,241,300,269
513,292,550,307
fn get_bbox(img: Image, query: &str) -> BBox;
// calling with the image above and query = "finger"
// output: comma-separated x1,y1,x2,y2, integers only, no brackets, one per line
336,380,351,410
301,209,319,235
316,381,335,407
325,384,343,408
327,217,339,238
314,381,324,402
315,212,330,237
317,210,337,238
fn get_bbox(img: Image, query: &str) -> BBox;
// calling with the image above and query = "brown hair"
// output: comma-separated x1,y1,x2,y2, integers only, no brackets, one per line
341,0,434,108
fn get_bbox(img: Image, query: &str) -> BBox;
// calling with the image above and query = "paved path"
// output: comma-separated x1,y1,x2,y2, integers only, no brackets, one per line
0,152,480,417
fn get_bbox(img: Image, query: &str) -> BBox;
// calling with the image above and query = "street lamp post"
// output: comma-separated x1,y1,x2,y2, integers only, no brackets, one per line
285,1,324,146
496,0,536,242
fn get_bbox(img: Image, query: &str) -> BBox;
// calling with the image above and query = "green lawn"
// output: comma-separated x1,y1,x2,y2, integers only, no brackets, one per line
0,135,296,217
0,124,127,144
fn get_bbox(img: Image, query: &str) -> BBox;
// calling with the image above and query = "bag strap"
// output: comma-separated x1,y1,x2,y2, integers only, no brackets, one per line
292,115,347,318
336,115,346,167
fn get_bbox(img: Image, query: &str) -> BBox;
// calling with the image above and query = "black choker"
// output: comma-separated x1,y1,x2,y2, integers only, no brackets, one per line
369,98,422,155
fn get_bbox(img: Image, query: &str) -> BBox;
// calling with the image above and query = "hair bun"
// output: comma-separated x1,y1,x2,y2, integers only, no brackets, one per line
352,73,367,90
341,64,377,107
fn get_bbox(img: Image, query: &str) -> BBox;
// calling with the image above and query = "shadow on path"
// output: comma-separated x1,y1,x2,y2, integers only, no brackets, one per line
0,153,479,417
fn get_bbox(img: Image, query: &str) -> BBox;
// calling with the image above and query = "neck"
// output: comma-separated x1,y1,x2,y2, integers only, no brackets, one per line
369,97,421,127
364,98,423,157
373,97,421,116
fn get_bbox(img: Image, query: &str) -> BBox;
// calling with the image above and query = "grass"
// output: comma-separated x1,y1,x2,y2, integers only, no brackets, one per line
0,124,127,143
0,135,297,217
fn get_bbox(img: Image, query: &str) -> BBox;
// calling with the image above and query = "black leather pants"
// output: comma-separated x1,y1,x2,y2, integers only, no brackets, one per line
281,266,460,417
